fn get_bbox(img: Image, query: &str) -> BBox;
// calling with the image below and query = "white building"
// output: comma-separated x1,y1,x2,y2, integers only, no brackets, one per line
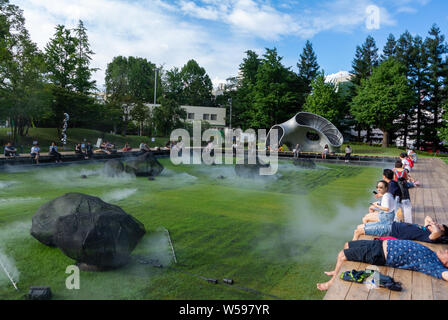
145,104,226,128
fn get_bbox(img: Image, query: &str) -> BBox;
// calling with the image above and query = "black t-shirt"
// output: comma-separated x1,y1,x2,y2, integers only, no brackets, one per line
391,222,433,242
388,180,401,199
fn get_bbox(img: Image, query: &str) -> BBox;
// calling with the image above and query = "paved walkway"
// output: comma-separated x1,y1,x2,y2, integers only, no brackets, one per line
323,158,448,300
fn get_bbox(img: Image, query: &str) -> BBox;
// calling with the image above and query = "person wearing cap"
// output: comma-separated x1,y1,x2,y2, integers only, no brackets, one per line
352,216,448,242
317,239,448,291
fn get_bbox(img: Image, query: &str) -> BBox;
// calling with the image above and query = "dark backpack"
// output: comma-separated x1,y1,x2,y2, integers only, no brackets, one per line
396,177,410,202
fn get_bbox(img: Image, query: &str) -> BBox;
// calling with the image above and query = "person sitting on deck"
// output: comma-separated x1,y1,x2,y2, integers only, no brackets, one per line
139,141,150,153
352,216,448,243
400,152,412,173
316,239,448,291
122,142,132,152
4,142,18,157
407,147,418,163
75,143,83,157
84,142,93,159
393,160,419,188
49,142,62,163
30,144,40,164
363,179,396,224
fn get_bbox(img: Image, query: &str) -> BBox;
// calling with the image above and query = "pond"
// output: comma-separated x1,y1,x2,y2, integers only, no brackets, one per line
0,158,384,299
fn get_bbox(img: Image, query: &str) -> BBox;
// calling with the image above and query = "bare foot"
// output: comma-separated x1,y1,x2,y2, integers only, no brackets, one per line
317,281,332,291
324,271,335,276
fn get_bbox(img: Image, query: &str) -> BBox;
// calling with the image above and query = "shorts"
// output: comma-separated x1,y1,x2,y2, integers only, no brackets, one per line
364,221,392,237
344,240,386,266
378,211,395,223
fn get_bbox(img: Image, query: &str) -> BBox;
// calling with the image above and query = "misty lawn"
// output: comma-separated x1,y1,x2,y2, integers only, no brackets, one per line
0,159,383,300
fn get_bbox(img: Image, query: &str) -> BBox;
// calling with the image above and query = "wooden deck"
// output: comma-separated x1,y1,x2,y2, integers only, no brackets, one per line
324,157,448,300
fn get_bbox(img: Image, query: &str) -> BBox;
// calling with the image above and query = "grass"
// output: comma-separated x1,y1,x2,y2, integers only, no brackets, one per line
0,159,384,300
0,128,168,153
338,143,439,159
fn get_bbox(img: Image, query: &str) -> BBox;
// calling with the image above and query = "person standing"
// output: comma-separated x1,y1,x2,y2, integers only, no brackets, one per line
293,144,301,158
322,144,329,159
344,145,352,163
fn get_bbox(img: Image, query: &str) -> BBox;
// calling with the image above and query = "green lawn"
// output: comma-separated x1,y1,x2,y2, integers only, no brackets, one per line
338,143,440,159
0,159,383,300
0,128,168,153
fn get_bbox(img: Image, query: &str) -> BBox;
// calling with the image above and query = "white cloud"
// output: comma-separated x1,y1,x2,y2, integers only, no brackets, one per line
13,0,252,88
10,0,430,89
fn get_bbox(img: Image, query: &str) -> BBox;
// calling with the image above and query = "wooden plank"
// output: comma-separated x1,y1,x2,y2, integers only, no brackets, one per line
389,268,412,300
345,262,372,300
411,271,433,300
432,277,448,300
323,261,361,300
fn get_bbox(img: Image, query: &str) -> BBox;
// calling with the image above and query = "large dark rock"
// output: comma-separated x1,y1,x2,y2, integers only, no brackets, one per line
125,152,164,177
31,193,146,268
103,159,125,177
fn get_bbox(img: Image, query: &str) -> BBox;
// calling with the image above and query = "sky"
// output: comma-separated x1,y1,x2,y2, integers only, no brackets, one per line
11,0,448,91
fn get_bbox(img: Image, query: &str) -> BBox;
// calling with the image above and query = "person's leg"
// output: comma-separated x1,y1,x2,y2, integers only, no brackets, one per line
353,224,366,240
363,212,379,224
317,246,348,291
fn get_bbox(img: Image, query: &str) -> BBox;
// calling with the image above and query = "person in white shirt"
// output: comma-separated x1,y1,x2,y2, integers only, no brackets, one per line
362,180,395,224
400,152,411,172
30,144,40,164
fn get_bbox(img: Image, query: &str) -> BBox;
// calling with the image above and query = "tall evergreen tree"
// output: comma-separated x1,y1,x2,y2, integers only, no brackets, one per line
350,35,379,142
351,35,379,86
45,24,78,89
297,40,319,95
381,33,397,62
424,24,448,151
73,20,97,94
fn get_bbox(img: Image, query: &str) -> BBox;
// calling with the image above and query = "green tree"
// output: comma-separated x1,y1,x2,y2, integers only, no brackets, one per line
179,59,213,106
380,33,397,62
73,20,97,94
297,40,319,95
302,72,344,127
105,56,159,135
250,48,302,129
351,59,415,147
45,24,78,89
152,97,186,136
424,24,448,151
0,0,51,142
350,35,379,142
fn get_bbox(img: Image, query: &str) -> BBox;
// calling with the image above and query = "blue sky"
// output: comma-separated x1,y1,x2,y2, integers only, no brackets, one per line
11,0,448,89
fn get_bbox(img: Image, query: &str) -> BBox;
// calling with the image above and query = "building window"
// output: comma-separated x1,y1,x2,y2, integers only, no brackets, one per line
203,114,210,120
188,113,194,119
210,114,217,121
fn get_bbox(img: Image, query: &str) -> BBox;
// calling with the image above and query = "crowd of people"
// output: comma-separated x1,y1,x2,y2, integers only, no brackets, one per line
317,147,448,291
2,139,167,163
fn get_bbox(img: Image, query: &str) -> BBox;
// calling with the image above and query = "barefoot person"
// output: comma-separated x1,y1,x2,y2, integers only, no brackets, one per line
317,239,448,291
363,180,395,224
352,216,448,242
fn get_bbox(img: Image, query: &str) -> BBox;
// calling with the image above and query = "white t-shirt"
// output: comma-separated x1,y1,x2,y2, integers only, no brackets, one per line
380,192,395,212
31,146,40,154
402,158,411,172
